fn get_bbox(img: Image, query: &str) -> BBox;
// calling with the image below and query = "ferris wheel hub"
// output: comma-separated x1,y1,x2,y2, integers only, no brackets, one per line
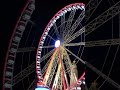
55,40,60,47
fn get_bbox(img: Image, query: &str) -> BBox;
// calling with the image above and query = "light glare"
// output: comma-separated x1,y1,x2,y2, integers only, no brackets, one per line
55,40,60,47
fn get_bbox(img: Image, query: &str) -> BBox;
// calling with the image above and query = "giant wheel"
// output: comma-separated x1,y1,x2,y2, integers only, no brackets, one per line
2,0,120,90
36,3,85,90
35,0,120,89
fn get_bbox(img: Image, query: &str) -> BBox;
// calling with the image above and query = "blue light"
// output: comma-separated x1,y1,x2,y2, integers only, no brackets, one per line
35,86,49,90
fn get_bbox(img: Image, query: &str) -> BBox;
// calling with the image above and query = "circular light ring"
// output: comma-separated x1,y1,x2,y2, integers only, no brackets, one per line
36,3,85,82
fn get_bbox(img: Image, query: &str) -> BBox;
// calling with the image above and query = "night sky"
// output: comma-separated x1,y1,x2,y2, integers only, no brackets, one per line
1,0,120,90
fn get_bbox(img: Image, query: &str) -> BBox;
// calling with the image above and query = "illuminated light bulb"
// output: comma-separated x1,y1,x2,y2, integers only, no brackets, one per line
55,40,60,47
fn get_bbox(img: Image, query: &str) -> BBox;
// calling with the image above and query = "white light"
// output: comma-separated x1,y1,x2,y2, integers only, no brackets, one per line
68,7,71,11
37,56,40,58
38,51,41,53
82,81,85,85
56,15,60,19
55,40,60,47
45,32,48,35
81,5,85,10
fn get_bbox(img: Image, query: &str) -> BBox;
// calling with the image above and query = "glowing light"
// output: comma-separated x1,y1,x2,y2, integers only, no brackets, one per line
82,81,85,85
55,40,60,47
35,87,49,90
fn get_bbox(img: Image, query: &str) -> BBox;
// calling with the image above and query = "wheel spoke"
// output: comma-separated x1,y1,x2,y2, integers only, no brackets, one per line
65,1,120,44
85,0,102,23
60,14,65,39
41,59,51,75
62,47,72,77
53,23,60,38
12,62,35,86
48,34,56,41
85,38,120,47
40,48,55,63
64,42,85,47
65,10,85,39
65,47,120,89
52,62,61,89
63,10,76,40
27,79,35,90
65,27,85,44
42,45,55,48
43,49,59,86
85,0,120,36
85,61,120,89
65,47,85,64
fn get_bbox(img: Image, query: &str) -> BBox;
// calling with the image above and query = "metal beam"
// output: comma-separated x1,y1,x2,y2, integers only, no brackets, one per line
85,0,102,23
65,1,120,44
40,48,55,63
85,61,120,89
63,10,76,40
86,1,120,36
53,23,60,38
12,62,35,85
65,27,85,44
65,10,85,40
64,42,85,47
27,79,35,90
65,47,120,89
17,47,36,52
42,45,55,48
60,14,65,38
85,38,120,47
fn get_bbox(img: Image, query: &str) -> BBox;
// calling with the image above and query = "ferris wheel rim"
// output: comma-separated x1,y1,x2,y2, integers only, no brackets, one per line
2,0,35,89
36,2,85,88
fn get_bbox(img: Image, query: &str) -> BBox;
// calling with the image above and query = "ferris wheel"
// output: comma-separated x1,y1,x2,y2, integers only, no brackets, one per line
36,3,85,90
2,0,120,90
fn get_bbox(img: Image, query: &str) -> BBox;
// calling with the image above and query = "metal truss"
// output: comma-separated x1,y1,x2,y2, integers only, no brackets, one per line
85,61,120,89
10,38,120,88
65,47,120,89
62,47,72,77
3,62,35,88
46,56,58,87
63,10,76,40
65,10,85,40
27,79,35,90
40,49,55,63
52,63,61,89
6,50,54,87
85,38,120,47
43,49,59,86
65,1,120,44
64,42,85,47
65,27,85,44
85,0,102,23
85,0,120,36
41,59,50,75
53,23,60,38
60,14,65,38
12,62,35,86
